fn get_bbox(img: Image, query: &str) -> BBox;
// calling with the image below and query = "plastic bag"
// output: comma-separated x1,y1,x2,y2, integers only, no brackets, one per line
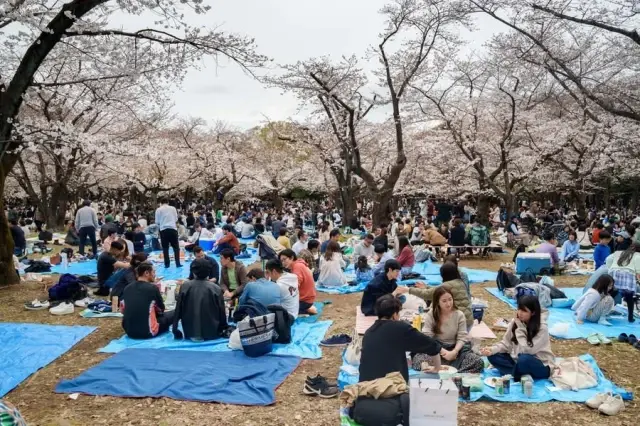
549,322,570,338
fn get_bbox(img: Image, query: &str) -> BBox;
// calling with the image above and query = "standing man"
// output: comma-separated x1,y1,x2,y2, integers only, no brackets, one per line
155,198,181,268
75,200,99,257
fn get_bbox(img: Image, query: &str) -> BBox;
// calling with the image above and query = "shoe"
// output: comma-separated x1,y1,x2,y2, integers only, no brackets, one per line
74,297,94,308
596,333,612,345
24,299,50,311
597,318,612,326
598,394,625,416
49,302,74,316
494,318,510,329
586,392,611,409
628,334,638,346
306,374,337,388
618,333,629,343
320,334,352,347
94,287,110,297
303,376,339,399
586,333,601,345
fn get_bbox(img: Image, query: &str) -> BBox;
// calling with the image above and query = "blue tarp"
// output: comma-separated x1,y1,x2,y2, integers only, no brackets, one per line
485,287,640,339
317,260,497,294
99,320,332,359
51,249,261,279
338,353,630,402
56,349,299,405
0,323,96,397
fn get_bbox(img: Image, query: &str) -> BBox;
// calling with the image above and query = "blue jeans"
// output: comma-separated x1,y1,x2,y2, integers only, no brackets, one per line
487,353,550,381
213,242,233,255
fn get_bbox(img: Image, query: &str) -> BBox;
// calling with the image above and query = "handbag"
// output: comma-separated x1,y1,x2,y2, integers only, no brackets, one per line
551,357,598,391
238,313,275,358
344,329,362,366
409,378,458,425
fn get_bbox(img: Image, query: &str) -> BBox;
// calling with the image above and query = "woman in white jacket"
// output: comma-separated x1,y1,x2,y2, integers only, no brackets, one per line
481,295,555,381
317,241,347,287
571,274,615,324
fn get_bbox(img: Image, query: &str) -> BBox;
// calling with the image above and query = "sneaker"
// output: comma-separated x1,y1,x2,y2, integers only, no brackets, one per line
494,318,510,329
598,394,625,416
586,392,611,409
596,333,612,345
49,302,74,316
74,297,94,308
320,334,352,347
24,299,50,311
303,376,339,399
306,374,337,388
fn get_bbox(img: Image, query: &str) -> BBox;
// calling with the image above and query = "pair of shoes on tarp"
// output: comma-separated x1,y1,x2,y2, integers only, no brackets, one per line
618,333,640,349
586,391,625,415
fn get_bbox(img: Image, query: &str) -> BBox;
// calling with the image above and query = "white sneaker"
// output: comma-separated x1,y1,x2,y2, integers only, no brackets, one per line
586,392,611,409
74,297,94,308
49,302,74,316
598,394,625,416
24,299,50,311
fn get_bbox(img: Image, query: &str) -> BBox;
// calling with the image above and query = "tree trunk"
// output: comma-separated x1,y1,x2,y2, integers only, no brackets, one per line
476,194,490,226
338,185,355,227
0,156,19,285
371,188,394,228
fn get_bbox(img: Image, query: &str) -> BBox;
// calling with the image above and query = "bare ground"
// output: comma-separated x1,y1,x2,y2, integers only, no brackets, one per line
2,253,639,425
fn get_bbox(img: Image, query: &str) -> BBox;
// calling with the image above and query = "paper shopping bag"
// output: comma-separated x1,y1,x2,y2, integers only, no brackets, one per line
409,378,458,426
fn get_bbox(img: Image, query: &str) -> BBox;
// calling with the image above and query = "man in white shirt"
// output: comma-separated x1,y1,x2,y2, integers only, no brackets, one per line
292,229,309,255
155,198,181,268
240,218,254,238
265,259,299,319
352,234,375,261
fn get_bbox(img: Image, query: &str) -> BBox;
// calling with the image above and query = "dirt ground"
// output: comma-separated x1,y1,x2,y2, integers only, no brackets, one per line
2,253,639,425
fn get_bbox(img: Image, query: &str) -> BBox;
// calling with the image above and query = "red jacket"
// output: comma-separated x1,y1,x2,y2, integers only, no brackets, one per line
217,233,240,254
291,259,316,303
396,245,415,268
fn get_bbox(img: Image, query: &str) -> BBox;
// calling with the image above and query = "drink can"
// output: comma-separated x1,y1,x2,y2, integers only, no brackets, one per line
495,380,504,396
502,377,510,394
461,385,471,400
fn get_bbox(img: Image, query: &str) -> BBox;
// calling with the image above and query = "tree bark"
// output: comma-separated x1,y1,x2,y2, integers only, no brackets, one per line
476,194,490,226
0,155,19,285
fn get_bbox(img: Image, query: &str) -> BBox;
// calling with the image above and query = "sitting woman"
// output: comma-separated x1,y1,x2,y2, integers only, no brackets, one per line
397,262,473,329
444,254,470,298
395,236,415,276
351,294,442,426
412,287,484,373
572,274,615,324
64,220,80,246
560,230,580,262
480,295,554,381
606,242,640,322
317,241,347,287
110,252,148,313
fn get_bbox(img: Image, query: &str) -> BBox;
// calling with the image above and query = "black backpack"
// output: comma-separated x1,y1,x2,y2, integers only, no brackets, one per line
497,269,521,292
267,305,294,344
38,230,53,242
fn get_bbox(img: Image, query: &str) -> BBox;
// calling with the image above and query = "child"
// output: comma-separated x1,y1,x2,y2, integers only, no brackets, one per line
480,295,554,381
572,274,615,324
355,255,374,282
593,230,612,269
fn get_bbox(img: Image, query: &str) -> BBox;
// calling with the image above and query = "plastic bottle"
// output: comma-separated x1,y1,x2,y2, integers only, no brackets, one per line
62,253,68,270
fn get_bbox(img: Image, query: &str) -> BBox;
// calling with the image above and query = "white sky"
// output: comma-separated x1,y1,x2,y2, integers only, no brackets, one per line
144,0,503,129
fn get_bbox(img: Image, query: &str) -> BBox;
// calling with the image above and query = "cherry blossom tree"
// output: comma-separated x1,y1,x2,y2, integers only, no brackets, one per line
0,0,266,284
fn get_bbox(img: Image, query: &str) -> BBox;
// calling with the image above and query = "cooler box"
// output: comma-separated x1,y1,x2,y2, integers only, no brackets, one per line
199,239,214,251
516,253,552,274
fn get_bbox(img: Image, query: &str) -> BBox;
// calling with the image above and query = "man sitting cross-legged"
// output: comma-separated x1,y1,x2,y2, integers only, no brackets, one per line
173,258,228,341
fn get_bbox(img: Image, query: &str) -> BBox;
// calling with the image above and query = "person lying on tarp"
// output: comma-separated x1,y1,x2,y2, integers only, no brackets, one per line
120,262,174,339
361,259,402,316
350,294,442,426
173,259,228,341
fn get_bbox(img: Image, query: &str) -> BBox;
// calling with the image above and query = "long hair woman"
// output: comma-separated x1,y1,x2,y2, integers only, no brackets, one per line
317,240,347,287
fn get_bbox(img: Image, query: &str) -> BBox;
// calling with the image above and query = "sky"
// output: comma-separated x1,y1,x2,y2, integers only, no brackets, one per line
133,0,503,129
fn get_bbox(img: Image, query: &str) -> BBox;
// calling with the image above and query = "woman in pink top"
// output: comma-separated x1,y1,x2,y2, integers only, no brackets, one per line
396,237,415,275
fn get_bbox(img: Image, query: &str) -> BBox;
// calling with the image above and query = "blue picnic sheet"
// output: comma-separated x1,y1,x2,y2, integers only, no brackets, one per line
317,260,497,294
485,287,640,339
56,349,299,405
51,248,261,279
99,320,332,359
338,353,630,403
0,323,96,397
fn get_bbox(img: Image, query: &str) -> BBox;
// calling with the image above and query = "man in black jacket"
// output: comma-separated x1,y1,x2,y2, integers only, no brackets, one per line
188,246,219,282
360,259,401,316
173,259,228,341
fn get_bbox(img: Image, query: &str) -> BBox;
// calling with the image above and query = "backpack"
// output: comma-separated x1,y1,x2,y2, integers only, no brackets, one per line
497,269,520,292
38,230,53,242
48,273,87,301
24,260,51,273
516,286,537,301
267,304,294,344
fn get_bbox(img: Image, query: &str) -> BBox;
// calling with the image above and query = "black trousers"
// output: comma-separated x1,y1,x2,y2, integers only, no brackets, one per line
78,226,97,256
351,394,409,426
158,310,175,334
160,228,181,267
